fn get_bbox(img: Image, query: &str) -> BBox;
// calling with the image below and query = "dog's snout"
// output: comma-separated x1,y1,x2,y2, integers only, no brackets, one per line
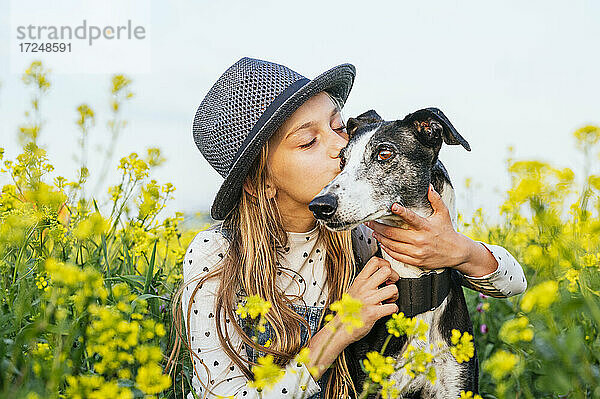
308,194,338,220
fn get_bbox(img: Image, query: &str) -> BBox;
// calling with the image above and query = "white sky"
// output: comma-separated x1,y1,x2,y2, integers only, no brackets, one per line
1,0,599,226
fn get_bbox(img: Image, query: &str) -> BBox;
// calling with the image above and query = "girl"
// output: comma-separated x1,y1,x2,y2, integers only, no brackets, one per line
167,57,526,399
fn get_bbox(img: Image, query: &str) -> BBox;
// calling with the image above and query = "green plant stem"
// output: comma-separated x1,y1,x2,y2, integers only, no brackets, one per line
379,334,392,355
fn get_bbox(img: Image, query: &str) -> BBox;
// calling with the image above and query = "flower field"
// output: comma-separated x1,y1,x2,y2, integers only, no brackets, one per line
1,61,599,398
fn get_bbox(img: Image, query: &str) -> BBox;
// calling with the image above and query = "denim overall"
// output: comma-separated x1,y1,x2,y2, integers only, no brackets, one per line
216,224,368,399
235,302,331,398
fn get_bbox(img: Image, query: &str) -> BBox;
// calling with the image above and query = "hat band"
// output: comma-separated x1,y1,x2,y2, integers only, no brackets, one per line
230,77,310,166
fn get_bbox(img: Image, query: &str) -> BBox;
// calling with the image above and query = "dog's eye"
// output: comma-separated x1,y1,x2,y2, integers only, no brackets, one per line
377,149,393,161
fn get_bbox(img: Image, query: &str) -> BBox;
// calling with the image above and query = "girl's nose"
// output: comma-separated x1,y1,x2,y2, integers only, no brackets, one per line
329,131,348,159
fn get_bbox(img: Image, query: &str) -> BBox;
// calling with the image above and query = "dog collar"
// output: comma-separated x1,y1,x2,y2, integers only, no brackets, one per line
394,268,452,318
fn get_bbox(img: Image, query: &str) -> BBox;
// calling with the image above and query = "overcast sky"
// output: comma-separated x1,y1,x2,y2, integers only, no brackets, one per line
1,0,599,226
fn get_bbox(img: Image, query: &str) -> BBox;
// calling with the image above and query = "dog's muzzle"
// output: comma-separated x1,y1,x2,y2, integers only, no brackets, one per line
308,194,338,220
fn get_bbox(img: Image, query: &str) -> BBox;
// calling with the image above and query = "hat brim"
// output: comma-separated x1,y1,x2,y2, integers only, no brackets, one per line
210,63,356,221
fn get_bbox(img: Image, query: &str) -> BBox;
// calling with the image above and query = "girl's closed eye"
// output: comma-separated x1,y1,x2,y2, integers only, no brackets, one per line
299,125,347,148
300,137,316,148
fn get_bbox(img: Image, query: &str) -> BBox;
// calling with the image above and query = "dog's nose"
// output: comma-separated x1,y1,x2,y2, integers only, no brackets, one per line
308,194,338,220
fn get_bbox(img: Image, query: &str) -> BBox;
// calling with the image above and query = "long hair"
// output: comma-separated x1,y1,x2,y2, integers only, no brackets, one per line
167,91,358,398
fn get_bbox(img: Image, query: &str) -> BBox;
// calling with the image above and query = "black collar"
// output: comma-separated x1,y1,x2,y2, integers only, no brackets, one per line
394,268,452,318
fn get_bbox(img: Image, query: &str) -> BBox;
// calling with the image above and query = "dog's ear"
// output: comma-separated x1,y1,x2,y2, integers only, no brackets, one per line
403,107,471,151
347,109,383,139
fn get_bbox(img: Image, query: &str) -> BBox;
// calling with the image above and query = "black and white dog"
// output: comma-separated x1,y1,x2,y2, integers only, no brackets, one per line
309,108,477,398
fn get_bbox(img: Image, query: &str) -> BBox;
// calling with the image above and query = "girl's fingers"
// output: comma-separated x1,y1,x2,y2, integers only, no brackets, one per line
368,221,418,244
375,302,399,318
371,284,398,304
364,265,396,290
357,256,390,282
380,245,424,268
374,232,415,256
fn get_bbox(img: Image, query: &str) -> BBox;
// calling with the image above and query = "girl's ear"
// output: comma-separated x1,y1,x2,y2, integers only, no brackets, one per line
265,178,277,200
243,177,277,200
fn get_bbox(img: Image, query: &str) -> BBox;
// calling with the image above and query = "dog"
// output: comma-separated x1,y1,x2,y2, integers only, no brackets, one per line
308,108,477,398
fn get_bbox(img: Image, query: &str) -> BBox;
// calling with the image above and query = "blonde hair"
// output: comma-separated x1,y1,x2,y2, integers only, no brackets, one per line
167,91,358,398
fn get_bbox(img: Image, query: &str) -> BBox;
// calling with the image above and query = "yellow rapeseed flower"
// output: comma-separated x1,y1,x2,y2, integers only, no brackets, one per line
582,253,598,268
499,316,534,344
380,379,400,399
135,363,171,395
235,295,272,319
327,292,364,334
483,349,520,381
293,347,319,378
563,268,580,293
459,390,483,399
450,330,474,364
386,312,428,341
73,211,110,240
520,280,559,312
363,351,396,384
401,344,435,379
247,355,285,391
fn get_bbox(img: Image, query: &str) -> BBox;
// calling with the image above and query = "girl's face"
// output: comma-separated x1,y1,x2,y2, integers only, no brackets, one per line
265,91,349,231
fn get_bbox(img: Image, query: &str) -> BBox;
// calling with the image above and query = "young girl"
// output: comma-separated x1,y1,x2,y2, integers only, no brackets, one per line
168,57,527,399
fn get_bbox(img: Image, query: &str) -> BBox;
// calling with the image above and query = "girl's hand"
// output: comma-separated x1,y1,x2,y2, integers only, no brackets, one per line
365,184,471,271
341,256,400,344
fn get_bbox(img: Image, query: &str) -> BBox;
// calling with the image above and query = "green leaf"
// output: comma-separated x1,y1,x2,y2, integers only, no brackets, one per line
92,197,100,213
101,234,110,277
133,293,167,302
107,275,145,290
144,240,157,294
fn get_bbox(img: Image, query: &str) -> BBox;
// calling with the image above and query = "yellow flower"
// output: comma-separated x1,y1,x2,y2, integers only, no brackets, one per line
35,274,49,291
235,295,272,319
380,378,400,399
563,268,580,292
363,351,396,384
294,347,311,365
483,349,520,381
573,125,600,151
247,355,285,391
401,344,434,378
73,211,110,240
386,312,429,341
582,253,598,268
294,347,319,378
459,390,483,399
499,316,534,344
328,292,364,334
450,330,474,364
425,366,437,384
135,363,171,395
118,368,132,380
133,345,162,364
521,280,559,312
